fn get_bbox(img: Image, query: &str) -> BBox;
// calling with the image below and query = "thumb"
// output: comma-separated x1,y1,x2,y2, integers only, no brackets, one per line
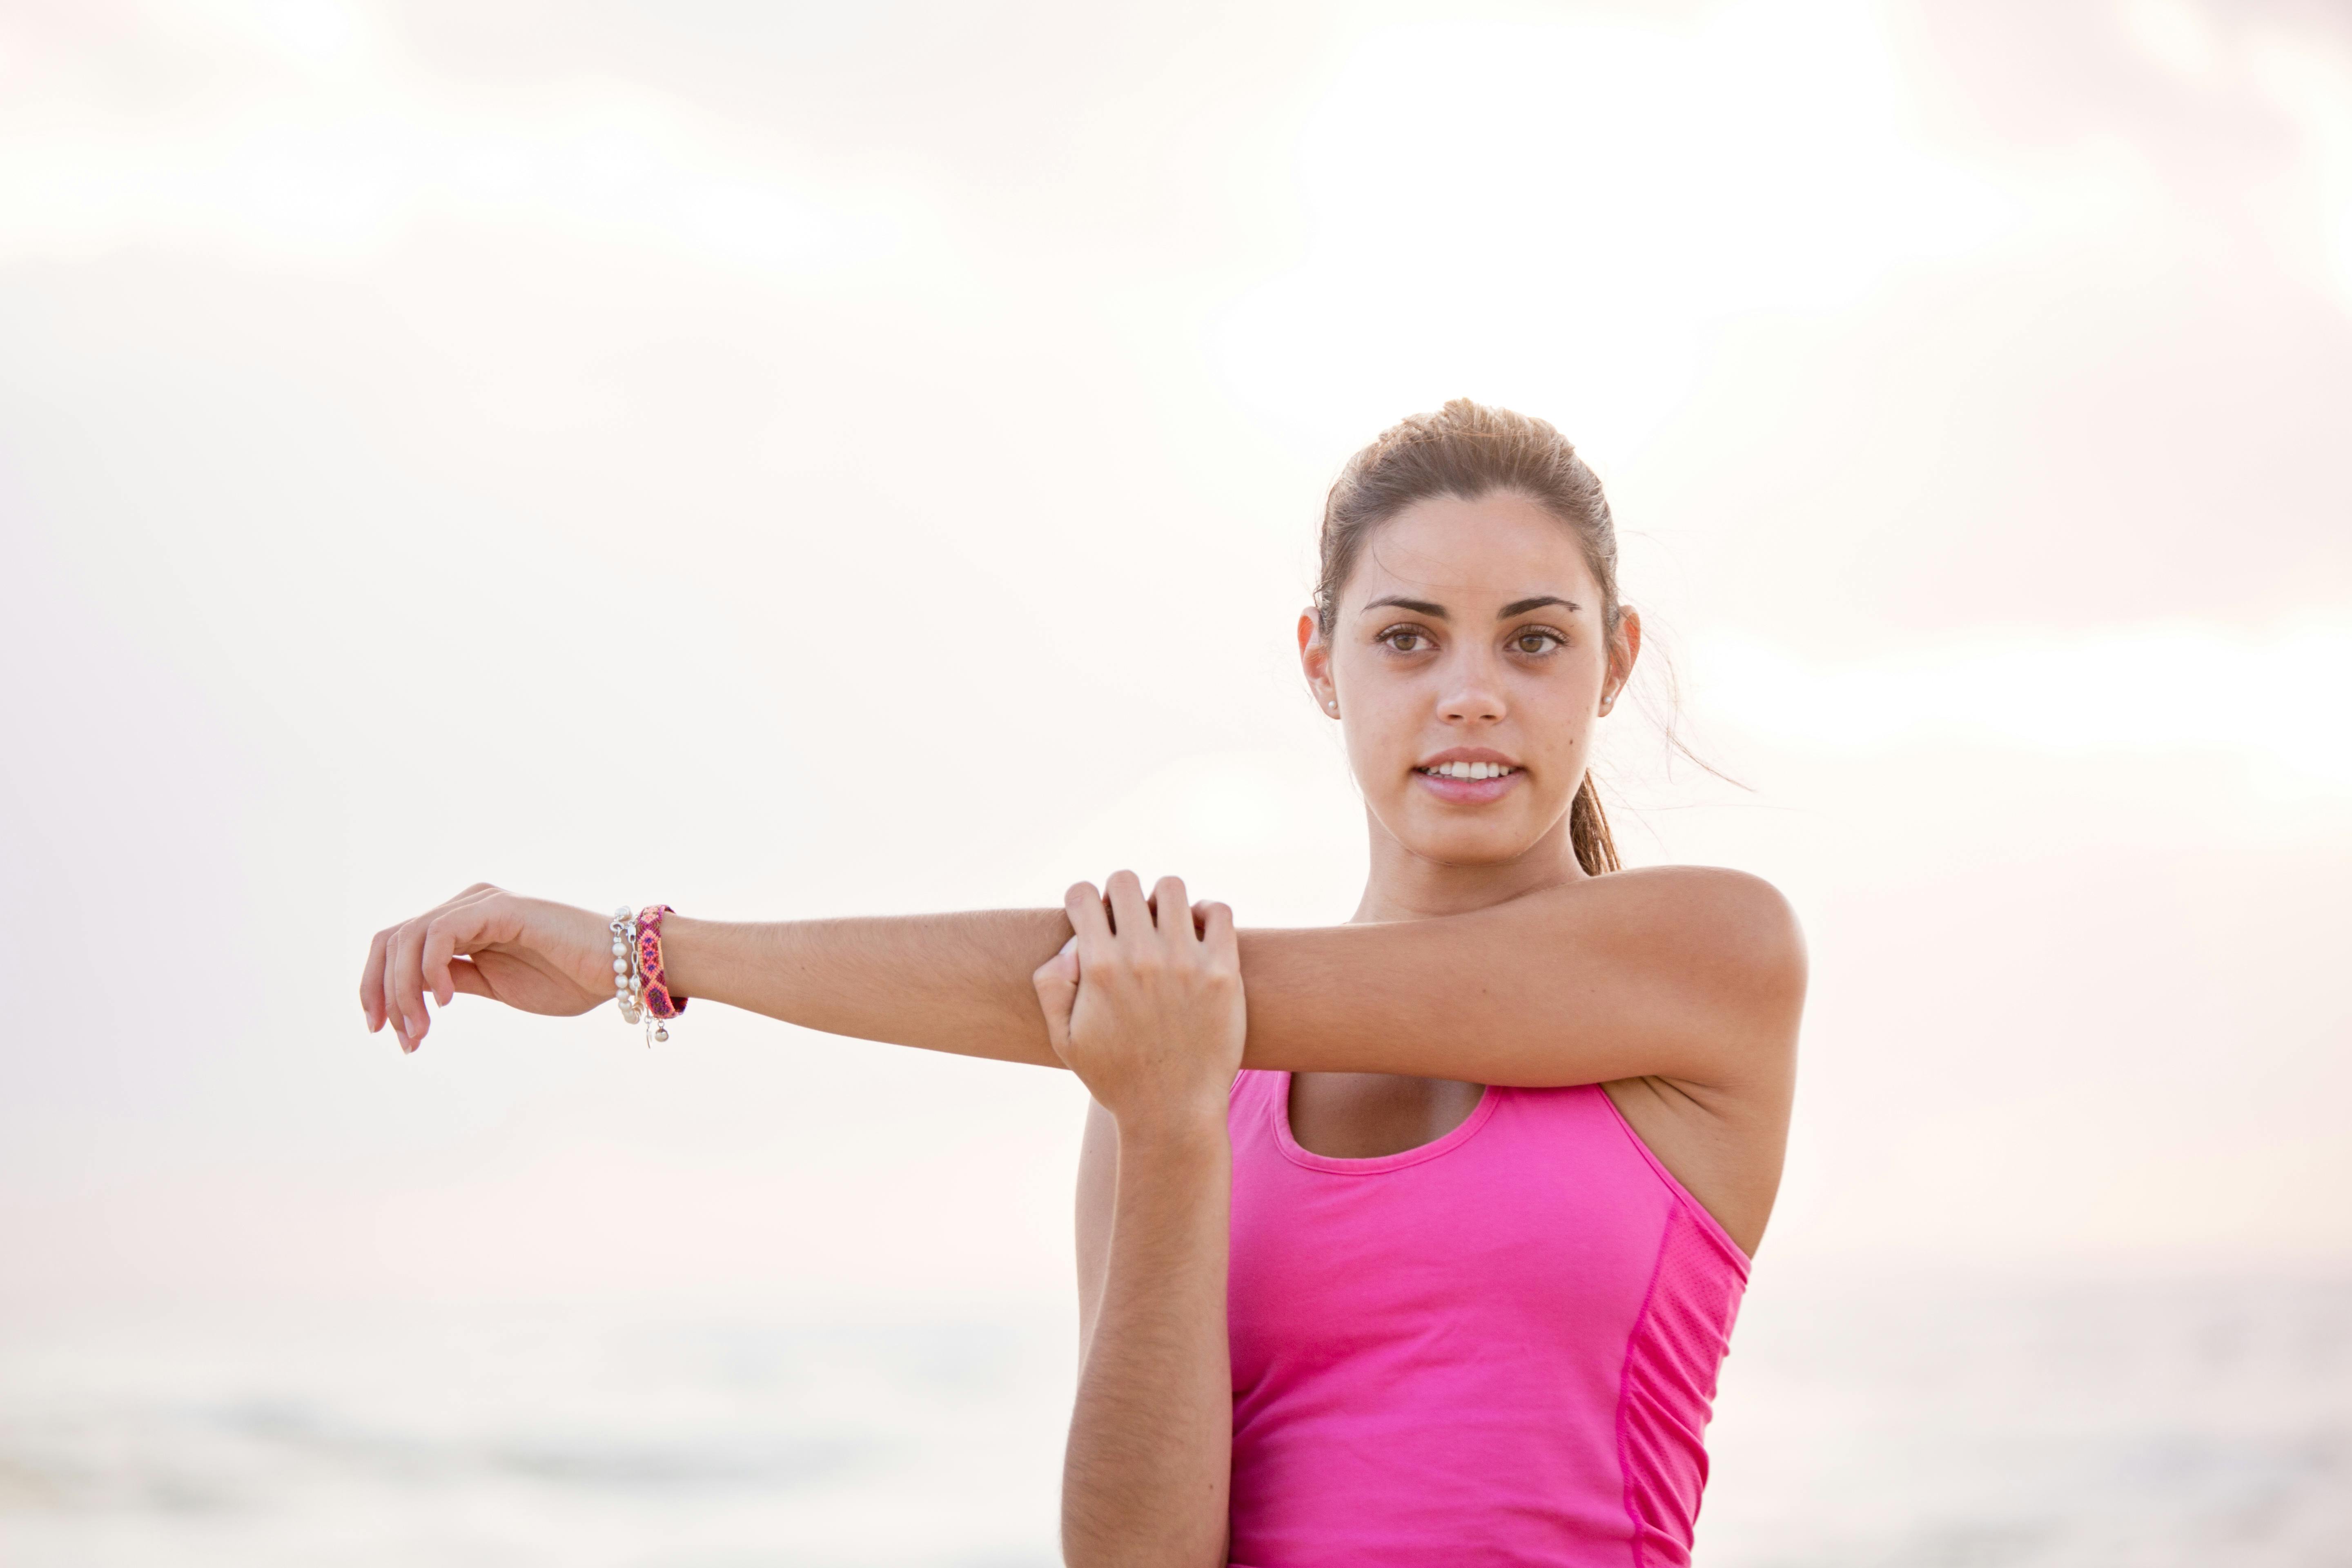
1031,936,1080,1057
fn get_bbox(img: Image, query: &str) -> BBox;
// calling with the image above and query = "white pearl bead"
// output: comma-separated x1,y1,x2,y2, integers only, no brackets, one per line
611,941,626,957
612,957,629,975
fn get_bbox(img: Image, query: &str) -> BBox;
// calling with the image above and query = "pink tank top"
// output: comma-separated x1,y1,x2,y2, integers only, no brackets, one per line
1225,1069,1749,1567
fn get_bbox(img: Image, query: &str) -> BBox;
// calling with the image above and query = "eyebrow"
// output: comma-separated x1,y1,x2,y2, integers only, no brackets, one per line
1501,595,1582,618
1360,594,1583,619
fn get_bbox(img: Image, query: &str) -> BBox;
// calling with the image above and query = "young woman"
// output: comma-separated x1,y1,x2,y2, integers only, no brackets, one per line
359,400,1805,1567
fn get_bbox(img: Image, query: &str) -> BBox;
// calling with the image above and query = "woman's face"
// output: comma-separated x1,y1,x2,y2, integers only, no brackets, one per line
1299,490,1639,871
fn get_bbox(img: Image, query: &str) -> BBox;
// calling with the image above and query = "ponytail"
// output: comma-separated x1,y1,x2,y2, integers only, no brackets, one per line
1570,773,1619,875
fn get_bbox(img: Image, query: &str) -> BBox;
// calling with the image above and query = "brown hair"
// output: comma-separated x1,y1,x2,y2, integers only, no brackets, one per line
1314,398,1626,875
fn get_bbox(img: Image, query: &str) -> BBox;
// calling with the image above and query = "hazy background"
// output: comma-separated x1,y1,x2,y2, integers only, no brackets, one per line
4,0,2349,1562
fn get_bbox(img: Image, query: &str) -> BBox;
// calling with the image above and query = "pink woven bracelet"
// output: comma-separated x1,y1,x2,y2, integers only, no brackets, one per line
635,904,688,1025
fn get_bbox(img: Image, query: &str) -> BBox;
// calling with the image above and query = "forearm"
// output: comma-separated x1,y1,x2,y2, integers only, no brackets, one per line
1062,1116,1232,1568
659,909,1071,1067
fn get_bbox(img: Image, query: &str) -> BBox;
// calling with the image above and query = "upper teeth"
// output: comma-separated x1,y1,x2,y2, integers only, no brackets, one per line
1430,762,1510,780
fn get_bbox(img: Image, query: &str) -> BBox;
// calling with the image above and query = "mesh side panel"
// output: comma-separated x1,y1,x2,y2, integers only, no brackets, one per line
1617,1205,1745,1567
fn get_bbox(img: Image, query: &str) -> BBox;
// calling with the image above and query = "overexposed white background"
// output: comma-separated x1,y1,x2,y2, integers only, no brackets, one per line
4,1,2349,1563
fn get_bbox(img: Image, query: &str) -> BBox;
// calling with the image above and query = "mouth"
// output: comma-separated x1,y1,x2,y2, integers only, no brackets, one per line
1412,757,1524,802
1416,761,1520,782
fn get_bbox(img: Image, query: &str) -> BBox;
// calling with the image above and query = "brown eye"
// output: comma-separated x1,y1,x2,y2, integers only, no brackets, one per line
1512,629,1564,655
1381,627,1433,653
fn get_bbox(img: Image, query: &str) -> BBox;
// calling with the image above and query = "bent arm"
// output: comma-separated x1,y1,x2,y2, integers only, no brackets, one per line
662,865,1802,1089
1061,1102,1231,1567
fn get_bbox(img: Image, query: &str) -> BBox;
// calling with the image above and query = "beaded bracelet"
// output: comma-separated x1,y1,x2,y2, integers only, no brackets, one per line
634,903,687,1045
608,908,644,1026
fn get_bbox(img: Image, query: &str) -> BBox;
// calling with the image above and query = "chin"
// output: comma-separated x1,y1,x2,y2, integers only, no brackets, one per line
1392,812,1552,867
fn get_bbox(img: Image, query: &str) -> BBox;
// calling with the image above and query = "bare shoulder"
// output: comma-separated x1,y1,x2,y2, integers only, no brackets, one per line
1530,865,1807,1071
1540,864,1802,972
1568,870,1802,1248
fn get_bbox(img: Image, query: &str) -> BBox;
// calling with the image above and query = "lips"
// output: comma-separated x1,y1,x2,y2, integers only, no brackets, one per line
1412,750,1524,803
1417,759,1519,781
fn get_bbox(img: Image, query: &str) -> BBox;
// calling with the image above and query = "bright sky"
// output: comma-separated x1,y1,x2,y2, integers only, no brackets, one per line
4,0,2350,1315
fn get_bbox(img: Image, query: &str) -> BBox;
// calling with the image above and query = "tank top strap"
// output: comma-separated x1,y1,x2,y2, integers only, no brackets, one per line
1226,1066,1283,1144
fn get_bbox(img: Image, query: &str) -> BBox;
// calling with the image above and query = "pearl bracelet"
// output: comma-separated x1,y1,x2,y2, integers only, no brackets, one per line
609,907,645,1027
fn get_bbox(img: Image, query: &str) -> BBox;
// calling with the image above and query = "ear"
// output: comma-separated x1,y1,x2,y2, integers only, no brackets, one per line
1298,608,1339,717
1600,606,1642,716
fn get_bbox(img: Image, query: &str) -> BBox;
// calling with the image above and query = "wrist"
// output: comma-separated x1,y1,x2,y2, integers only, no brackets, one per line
656,914,717,1002
1110,1097,1231,1158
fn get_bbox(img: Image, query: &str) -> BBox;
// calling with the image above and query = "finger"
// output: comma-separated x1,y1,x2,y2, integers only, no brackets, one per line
388,919,433,1042
1064,882,1114,963
1197,900,1238,965
380,935,408,1049
445,956,494,998
421,904,489,1007
1151,876,1192,947
1032,938,1079,1007
360,928,392,1031
1104,870,1152,942
1031,951,1080,1062
1031,943,1079,994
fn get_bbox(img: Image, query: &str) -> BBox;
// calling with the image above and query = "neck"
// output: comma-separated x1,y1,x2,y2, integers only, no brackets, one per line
1349,810,1590,923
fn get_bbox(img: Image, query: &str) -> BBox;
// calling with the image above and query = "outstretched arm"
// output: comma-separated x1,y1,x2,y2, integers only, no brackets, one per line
363,864,1802,1091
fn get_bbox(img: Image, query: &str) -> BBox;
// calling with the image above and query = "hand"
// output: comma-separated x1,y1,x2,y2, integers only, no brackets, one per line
359,884,617,1052
1032,872,1245,1132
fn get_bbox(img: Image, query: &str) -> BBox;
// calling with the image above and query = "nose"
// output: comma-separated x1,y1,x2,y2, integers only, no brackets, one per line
1437,647,1506,726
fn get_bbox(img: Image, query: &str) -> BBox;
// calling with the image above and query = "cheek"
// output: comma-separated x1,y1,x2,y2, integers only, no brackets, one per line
1537,652,1610,715
1342,703,1413,765
1334,685,1419,776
